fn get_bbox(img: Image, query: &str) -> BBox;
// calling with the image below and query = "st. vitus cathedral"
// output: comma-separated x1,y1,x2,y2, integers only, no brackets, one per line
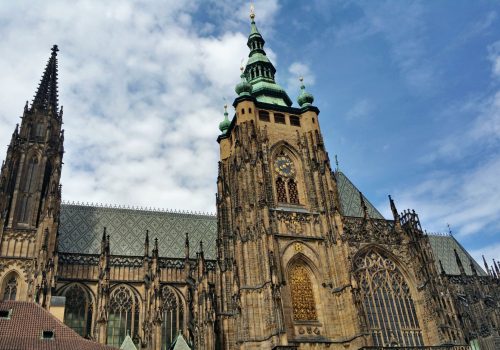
0,12,499,350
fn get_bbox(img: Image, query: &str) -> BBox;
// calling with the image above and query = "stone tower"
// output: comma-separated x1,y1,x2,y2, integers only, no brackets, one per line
0,45,64,307
213,12,365,349
211,11,467,350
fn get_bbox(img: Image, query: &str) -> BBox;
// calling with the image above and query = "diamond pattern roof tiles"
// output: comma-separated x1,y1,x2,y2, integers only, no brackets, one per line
427,234,486,276
58,204,217,259
335,171,385,219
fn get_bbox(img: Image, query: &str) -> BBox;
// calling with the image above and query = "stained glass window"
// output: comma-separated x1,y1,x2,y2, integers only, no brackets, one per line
276,177,287,203
354,250,424,347
107,285,140,347
289,265,317,321
2,273,18,301
288,179,299,204
161,286,184,350
63,284,93,337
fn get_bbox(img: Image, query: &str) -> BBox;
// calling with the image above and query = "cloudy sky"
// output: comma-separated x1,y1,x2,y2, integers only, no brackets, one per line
0,1,499,264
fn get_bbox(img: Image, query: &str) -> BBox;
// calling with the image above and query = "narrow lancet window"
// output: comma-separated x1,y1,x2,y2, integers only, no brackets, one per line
289,265,317,321
161,286,184,350
2,274,18,301
276,177,287,203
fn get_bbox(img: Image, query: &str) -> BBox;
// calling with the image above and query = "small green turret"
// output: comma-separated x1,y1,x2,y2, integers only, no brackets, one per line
297,77,314,107
219,104,231,135
235,67,252,96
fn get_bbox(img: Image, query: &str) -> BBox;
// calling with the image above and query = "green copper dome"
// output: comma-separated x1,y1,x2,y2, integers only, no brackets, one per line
219,105,230,134
297,78,314,107
235,69,252,96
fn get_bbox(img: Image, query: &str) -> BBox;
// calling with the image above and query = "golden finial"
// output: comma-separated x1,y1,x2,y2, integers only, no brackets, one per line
250,3,255,20
299,76,304,83
240,58,245,72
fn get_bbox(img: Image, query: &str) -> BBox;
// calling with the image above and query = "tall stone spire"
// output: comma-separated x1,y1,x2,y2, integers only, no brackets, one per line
32,45,60,113
242,7,292,106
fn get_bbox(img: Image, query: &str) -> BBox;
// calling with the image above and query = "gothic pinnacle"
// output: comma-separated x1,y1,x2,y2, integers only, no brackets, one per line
32,45,60,114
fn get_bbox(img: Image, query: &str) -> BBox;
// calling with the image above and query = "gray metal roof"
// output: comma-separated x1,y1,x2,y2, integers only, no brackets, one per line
427,234,486,276
336,171,385,219
58,204,217,259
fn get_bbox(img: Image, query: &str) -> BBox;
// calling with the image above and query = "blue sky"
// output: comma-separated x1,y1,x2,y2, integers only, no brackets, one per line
0,0,498,263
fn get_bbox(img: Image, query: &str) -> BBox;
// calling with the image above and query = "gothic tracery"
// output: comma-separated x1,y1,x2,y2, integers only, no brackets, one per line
354,250,424,347
63,283,93,337
107,285,140,347
289,264,317,321
2,273,18,301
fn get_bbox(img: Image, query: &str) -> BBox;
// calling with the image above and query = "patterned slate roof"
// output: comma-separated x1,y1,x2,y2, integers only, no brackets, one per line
336,171,385,219
58,204,217,259
427,234,486,276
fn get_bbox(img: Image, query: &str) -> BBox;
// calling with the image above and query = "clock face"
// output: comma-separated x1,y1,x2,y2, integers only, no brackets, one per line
274,156,295,177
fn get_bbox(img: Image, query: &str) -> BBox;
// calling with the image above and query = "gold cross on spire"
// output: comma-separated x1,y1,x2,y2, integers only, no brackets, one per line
250,3,255,20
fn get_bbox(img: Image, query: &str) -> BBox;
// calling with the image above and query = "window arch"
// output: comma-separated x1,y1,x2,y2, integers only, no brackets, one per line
161,286,184,350
107,285,140,348
288,264,317,321
63,284,93,338
273,152,301,205
354,250,423,347
2,272,19,301
276,177,287,203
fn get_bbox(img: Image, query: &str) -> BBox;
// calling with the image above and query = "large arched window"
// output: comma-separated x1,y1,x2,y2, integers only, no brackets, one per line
2,272,18,301
107,285,140,348
161,286,184,350
288,264,317,321
354,250,423,347
274,153,300,205
63,284,93,338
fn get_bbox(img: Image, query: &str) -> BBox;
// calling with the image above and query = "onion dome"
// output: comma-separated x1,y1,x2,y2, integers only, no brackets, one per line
297,77,314,107
219,104,231,134
235,67,252,96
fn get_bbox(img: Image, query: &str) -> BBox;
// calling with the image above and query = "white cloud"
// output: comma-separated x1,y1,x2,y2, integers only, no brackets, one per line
346,98,373,121
377,40,500,262
0,0,279,213
287,62,315,92
470,242,500,271
488,40,500,78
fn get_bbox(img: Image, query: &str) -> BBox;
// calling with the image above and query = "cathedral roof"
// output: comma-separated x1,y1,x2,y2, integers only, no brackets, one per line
427,234,487,276
58,203,217,259
335,171,385,219
0,301,114,350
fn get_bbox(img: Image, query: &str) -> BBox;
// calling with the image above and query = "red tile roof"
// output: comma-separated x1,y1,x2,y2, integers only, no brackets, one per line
0,301,115,350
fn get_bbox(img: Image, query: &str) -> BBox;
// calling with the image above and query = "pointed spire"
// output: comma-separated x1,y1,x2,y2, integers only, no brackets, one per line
101,227,107,254
493,259,500,278
469,258,478,276
334,155,339,172
241,5,292,106
438,259,446,275
482,255,491,275
144,230,149,257
153,237,159,259
359,191,369,220
185,232,190,259
32,45,59,113
454,249,465,275
388,195,400,222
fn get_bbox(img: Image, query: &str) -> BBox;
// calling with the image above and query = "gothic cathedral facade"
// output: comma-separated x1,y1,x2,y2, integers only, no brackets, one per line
1,14,499,350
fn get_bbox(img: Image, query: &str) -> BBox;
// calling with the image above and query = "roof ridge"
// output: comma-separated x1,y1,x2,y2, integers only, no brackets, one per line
61,200,216,217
